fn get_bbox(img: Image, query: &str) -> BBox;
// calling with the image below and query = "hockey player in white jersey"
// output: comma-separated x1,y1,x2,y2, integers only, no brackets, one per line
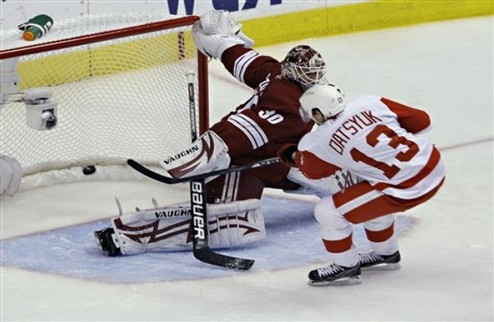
278,83,446,286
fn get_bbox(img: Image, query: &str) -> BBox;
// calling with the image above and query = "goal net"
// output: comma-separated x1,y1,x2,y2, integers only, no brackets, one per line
0,13,208,189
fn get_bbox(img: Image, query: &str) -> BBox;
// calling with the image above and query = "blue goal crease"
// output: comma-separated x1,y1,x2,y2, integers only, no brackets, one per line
0,196,415,284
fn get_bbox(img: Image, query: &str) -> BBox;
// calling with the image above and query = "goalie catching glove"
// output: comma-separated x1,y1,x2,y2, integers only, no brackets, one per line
192,9,254,60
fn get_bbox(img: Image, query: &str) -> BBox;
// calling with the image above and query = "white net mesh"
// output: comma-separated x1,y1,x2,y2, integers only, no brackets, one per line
0,13,205,185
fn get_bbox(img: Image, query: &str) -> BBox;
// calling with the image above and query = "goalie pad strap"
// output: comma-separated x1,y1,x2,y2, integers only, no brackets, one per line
110,199,265,255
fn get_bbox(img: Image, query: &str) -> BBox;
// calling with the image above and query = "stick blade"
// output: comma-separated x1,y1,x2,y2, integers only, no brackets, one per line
194,248,255,271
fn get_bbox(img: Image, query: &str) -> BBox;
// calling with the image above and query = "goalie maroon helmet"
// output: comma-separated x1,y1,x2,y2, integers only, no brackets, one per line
281,45,327,90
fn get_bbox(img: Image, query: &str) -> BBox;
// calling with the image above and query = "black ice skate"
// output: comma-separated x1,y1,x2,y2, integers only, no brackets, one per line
94,227,121,256
359,250,401,271
308,263,361,286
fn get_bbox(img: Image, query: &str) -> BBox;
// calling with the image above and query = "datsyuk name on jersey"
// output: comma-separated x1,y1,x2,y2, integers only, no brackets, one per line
330,110,382,155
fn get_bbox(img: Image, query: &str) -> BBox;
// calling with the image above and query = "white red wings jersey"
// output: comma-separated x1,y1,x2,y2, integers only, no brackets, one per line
295,95,446,200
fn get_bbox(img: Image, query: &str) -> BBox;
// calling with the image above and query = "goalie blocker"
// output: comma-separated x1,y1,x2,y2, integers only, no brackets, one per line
94,198,265,256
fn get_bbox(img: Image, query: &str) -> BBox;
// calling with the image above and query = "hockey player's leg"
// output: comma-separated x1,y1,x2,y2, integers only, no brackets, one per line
307,197,361,286
334,182,405,271
361,215,401,271
354,179,446,272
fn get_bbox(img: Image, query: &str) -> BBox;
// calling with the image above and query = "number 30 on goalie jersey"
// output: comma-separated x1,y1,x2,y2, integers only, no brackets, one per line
212,46,314,160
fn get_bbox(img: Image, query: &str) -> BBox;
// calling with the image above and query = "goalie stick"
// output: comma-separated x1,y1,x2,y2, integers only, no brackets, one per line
184,71,254,271
127,157,280,184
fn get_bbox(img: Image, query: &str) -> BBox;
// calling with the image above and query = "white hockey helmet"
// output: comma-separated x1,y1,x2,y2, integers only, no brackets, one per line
299,83,345,124
281,45,327,90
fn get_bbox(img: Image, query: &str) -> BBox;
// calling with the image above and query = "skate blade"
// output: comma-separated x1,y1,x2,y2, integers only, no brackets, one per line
308,276,361,287
361,263,401,271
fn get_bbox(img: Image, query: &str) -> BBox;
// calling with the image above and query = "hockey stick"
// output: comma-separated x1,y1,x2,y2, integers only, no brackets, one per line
185,71,254,271
127,157,280,185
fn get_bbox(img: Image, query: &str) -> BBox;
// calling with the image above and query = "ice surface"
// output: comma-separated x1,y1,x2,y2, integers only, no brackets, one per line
1,16,492,321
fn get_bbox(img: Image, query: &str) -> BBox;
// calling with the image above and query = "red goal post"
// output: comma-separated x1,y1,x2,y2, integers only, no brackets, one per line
0,13,209,188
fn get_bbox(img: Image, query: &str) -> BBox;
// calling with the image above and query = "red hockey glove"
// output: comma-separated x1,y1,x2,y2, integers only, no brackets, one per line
277,144,299,167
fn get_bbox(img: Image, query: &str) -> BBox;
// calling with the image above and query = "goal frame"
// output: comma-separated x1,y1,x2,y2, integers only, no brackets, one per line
0,14,210,135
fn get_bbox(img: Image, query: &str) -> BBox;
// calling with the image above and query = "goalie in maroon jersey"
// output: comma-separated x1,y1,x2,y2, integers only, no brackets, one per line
94,10,358,256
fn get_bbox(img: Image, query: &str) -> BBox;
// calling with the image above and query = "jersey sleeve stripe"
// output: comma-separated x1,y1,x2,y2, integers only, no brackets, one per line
235,113,269,146
233,51,259,84
227,114,268,149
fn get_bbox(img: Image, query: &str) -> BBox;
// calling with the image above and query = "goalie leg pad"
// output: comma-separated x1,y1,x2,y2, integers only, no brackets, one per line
109,199,265,255
160,130,231,179
207,199,266,248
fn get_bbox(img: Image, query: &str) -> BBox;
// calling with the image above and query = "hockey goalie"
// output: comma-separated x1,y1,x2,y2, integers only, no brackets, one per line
94,10,359,256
